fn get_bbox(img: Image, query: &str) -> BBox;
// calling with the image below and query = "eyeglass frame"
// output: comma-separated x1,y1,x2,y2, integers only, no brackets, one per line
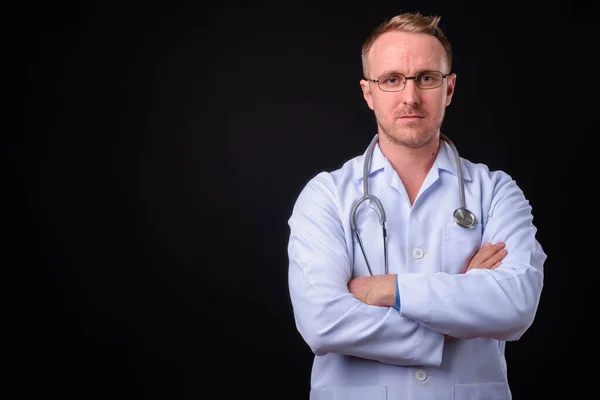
366,70,452,92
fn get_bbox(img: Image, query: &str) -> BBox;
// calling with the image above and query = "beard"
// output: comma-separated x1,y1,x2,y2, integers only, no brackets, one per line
375,108,445,149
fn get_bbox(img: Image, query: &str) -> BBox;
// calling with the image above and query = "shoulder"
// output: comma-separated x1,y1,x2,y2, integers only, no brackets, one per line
291,153,364,211
462,157,515,187
461,158,529,208
297,154,363,198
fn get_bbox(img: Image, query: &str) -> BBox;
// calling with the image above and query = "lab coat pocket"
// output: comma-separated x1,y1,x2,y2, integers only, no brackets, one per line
452,381,511,399
442,222,482,274
311,386,387,400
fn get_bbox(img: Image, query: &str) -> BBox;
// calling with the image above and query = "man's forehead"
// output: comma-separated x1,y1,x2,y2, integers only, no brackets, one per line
368,31,447,73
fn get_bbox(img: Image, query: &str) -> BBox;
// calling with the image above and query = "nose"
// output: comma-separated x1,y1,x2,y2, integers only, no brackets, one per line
401,79,421,105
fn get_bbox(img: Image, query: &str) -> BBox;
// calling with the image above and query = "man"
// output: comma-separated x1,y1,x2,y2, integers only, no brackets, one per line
287,12,545,399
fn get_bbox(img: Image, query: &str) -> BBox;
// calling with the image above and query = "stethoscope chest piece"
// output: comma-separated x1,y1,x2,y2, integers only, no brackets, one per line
453,207,477,228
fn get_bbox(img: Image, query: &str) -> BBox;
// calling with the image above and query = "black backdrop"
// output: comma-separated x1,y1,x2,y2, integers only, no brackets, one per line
10,0,597,399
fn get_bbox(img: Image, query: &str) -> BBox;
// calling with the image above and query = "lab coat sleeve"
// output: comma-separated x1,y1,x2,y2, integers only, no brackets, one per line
288,173,444,367
397,173,545,341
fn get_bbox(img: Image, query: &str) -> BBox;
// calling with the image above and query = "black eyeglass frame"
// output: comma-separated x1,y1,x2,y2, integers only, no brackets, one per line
366,70,452,92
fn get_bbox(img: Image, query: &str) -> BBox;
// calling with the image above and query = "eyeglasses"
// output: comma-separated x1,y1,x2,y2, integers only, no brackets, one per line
367,70,450,92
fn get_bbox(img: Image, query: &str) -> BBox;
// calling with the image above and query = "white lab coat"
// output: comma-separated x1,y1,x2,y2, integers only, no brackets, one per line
287,138,545,400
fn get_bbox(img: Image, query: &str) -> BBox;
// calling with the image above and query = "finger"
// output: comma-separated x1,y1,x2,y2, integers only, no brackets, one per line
490,261,502,270
472,242,492,261
492,248,507,262
468,248,507,271
465,242,507,272
480,241,504,250
474,242,506,264
467,244,498,269
481,242,505,256
474,241,504,258
479,249,507,269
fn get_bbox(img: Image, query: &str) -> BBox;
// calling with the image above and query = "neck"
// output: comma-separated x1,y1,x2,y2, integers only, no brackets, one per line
378,132,441,205
378,133,440,178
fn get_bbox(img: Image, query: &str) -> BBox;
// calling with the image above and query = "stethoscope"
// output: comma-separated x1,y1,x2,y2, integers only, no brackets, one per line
350,133,476,276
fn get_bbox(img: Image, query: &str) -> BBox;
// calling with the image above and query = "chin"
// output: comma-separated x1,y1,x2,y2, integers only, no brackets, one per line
386,128,437,148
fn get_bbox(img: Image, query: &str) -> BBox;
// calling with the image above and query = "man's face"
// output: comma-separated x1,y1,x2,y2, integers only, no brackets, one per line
360,31,456,148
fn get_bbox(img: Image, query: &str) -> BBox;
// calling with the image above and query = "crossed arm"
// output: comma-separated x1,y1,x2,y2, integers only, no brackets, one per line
288,172,545,366
348,242,508,308
348,242,508,341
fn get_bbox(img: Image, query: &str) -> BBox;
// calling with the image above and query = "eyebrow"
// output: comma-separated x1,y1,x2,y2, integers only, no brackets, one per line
378,69,438,77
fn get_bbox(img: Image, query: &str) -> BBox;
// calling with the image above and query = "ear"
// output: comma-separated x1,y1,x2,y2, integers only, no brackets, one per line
445,73,456,106
360,79,375,110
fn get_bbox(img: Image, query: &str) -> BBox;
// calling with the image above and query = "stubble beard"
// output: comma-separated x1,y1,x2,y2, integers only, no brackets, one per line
376,113,444,149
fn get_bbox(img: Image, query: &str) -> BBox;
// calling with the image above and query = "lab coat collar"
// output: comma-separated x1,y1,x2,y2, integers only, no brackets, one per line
436,137,473,182
353,134,472,182
353,138,386,182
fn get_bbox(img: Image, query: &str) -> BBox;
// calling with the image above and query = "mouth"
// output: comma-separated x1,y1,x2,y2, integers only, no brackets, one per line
398,115,424,120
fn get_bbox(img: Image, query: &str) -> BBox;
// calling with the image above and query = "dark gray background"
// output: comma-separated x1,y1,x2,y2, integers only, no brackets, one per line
10,0,595,398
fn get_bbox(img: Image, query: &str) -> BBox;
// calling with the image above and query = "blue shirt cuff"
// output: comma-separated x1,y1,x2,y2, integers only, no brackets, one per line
393,276,400,311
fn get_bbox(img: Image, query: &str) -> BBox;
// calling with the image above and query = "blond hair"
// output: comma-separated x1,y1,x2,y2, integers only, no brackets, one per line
361,12,453,78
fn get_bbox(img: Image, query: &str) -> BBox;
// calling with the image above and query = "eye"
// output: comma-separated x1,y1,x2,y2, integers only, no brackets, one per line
418,73,434,82
380,74,405,87
417,71,442,87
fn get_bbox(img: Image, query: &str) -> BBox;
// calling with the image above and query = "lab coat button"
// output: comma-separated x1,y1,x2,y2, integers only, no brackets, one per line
415,369,427,381
412,248,424,259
